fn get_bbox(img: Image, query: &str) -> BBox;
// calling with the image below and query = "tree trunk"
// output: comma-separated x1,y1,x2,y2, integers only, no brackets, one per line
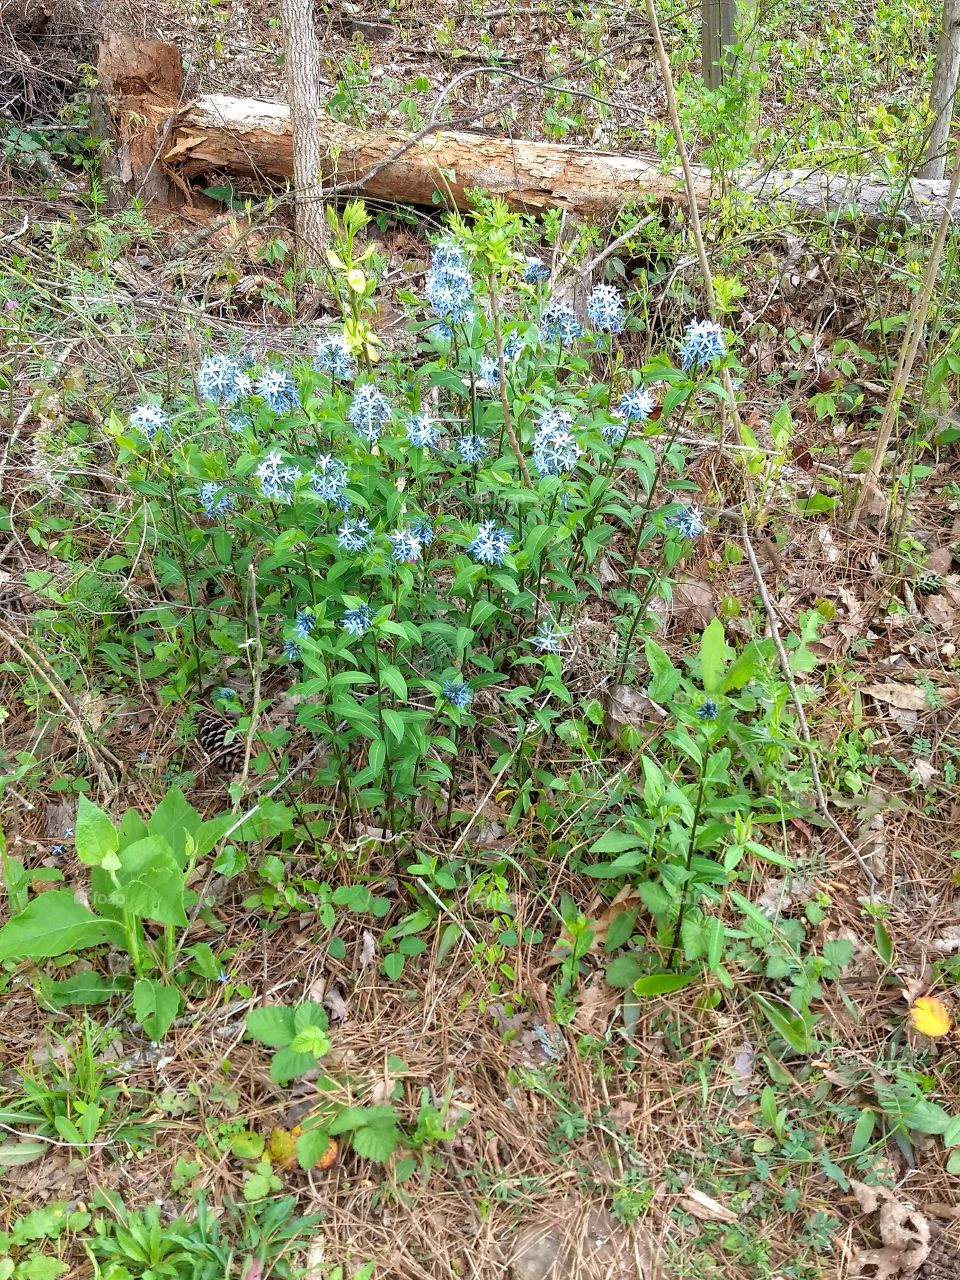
921,0,960,180
701,0,737,90
277,0,325,263
147,91,960,226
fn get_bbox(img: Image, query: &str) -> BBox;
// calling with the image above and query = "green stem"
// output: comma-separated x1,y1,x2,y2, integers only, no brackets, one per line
670,766,708,962
166,473,205,692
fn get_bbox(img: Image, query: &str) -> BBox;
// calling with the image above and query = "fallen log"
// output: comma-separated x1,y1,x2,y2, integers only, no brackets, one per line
102,39,960,225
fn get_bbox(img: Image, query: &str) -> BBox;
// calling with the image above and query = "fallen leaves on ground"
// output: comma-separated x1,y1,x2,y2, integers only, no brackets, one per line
909,996,952,1038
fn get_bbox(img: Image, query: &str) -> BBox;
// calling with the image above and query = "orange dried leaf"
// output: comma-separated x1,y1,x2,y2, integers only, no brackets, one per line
909,997,952,1038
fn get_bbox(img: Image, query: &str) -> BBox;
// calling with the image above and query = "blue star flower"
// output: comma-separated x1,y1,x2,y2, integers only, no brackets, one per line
666,504,707,538
467,520,511,566
617,386,656,422
389,528,422,564
283,639,302,661
342,603,374,636
697,698,719,721
532,622,564,653
601,414,628,444
532,408,580,477
410,516,435,547
51,843,65,855
129,403,168,441
348,384,392,443
680,319,727,370
456,433,489,465
217,969,230,984
215,687,236,700
314,333,356,380
256,366,300,413
442,680,474,711
336,517,374,552
478,354,500,387
256,451,300,504
540,300,583,345
197,354,251,405
406,413,442,448
63,826,74,838
293,609,317,640
309,454,350,502
503,331,525,362
426,239,473,326
587,283,626,333
198,482,234,518
523,257,550,284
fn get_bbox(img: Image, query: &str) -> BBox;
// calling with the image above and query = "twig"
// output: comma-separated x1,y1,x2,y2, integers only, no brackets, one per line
849,138,960,527
730,514,878,890
578,214,656,278
488,272,533,487
236,562,264,804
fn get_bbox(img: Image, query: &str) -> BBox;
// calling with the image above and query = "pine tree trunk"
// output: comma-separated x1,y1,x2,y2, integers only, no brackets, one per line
278,0,325,263
921,0,960,181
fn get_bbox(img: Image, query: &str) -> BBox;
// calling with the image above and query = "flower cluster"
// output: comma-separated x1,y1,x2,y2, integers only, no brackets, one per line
442,679,473,711
697,698,719,721
129,403,168,442
342,603,373,636
198,481,234,518
310,455,350,505
533,408,580,478
389,527,422,564
456,433,488,465
468,520,511,566
256,366,300,414
293,609,317,641
523,257,550,284
617,386,656,422
314,333,356,380
337,517,373,552
503,331,525,362
349,384,392,443
666,504,707,538
540,300,584,346
255,450,301,504
407,413,442,448
586,283,625,333
680,320,727,371
411,516,434,547
283,639,302,661
426,239,473,331
532,622,564,653
477,353,499,387
197,354,251,405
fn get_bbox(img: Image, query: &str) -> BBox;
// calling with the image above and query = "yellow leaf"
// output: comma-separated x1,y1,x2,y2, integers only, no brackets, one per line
909,996,952,1038
347,268,367,293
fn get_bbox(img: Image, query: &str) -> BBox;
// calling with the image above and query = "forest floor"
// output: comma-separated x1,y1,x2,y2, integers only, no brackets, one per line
1,3,960,1280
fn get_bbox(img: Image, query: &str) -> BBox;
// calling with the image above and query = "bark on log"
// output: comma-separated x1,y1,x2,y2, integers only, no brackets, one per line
116,74,960,226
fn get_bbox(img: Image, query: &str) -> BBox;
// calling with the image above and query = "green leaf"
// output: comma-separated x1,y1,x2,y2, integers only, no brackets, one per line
382,708,406,745
246,1005,296,1048
644,639,682,702
0,1140,47,1168
269,1047,318,1084
348,1115,400,1163
380,665,407,701
114,837,187,926
605,954,644,989
19,1258,68,1280
230,1131,265,1160
293,1002,328,1033
436,922,462,965
850,1108,876,1156
632,972,697,996
382,952,404,980
146,788,200,869
41,972,116,1008
75,796,118,868
588,831,647,855
0,892,121,962
943,1115,960,1148
699,618,729,695
133,979,181,1041
394,1155,418,1183
603,909,638,952
290,1026,331,1057
754,994,818,1054
296,1127,333,1169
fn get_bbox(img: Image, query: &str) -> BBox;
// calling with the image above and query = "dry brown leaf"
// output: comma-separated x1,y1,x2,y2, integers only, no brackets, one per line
604,685,667,740
670,577,716,630
681,1187,739,1223
359,930,378,969
850,1180,931,1279
730,1041,755,1097
861,682,929,712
